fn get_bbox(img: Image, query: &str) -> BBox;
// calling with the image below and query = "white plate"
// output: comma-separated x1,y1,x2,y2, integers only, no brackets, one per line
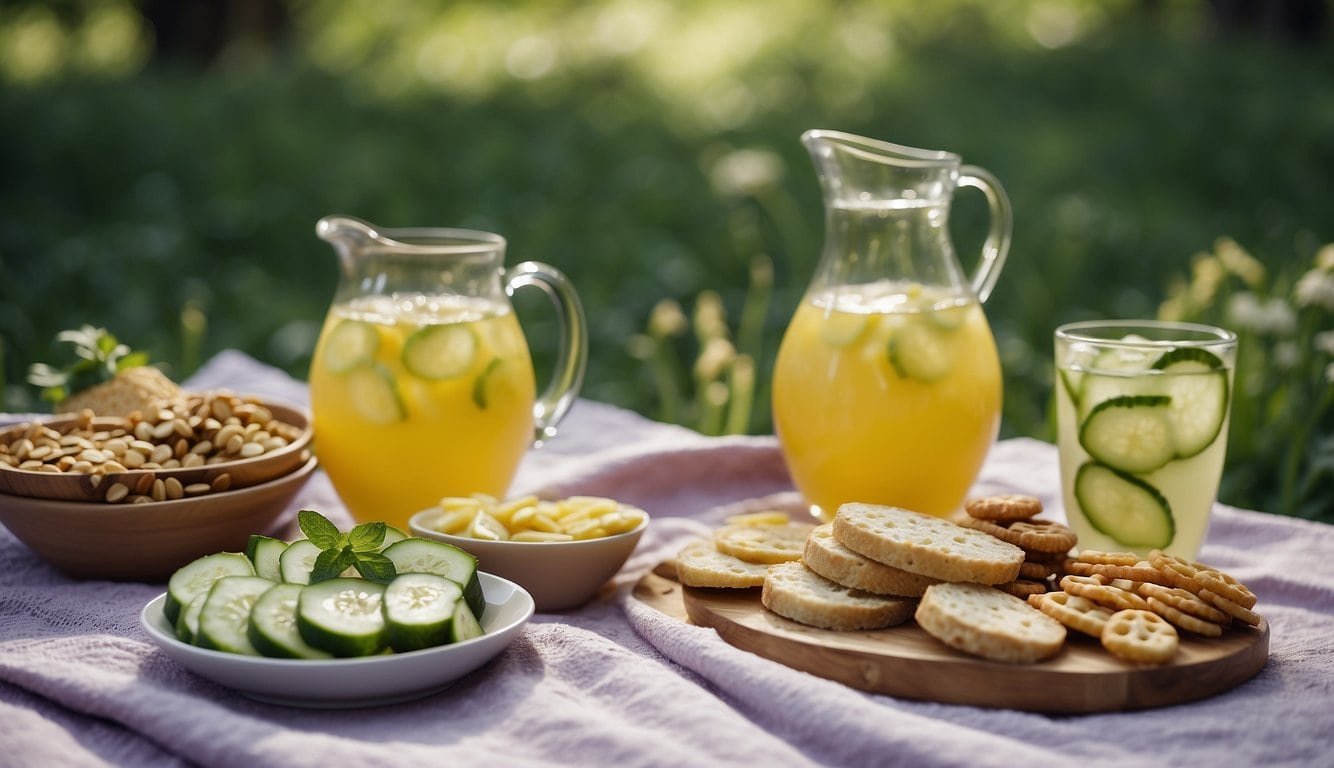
140,572,534,708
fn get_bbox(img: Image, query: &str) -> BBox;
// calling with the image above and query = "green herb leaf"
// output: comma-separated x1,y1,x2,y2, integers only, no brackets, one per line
346,521,386,552
298,509,344,550
310,546,357,583
352,552,397,584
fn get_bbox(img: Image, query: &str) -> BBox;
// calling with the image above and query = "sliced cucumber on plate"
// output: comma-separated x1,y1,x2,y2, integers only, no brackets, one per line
383,573,464,652
383,538,485,619
297,578,388,657
165,551,256,624
195,576,274,656
248,583,333,660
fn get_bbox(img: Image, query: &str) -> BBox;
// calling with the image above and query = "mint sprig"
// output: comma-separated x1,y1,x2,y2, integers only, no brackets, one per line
297,509,398,584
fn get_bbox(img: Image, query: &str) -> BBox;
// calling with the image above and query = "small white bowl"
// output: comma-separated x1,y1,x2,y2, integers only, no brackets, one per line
408,509,647,612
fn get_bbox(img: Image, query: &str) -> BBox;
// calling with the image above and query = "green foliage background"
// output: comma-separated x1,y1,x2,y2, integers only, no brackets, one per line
1,1,1330,520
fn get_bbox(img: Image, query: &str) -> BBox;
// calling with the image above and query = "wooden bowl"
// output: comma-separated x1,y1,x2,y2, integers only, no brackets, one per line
0,400,311,502
0,455,317,581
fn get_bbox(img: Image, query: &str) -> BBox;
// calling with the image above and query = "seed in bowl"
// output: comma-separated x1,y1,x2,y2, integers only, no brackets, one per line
423,494,648,542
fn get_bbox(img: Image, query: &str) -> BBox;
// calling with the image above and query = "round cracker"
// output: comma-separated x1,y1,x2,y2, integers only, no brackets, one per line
833,504,1024,585
674,540,771,588
713,522,813,565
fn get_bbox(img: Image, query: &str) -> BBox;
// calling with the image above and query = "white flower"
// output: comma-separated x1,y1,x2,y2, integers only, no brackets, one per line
1226,292,1296,335
1294,268,1334,311
1316,330,1334,357
1274,341,1302,370
709,148,784,197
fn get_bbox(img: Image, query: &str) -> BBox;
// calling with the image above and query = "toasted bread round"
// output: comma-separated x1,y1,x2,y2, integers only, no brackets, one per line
833,503,1024,585
761,562,916,631
803,524,940,597
915,582,1066,663
714,522,814,565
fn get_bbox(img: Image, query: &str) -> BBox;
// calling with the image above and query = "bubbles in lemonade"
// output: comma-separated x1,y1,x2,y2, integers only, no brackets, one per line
772,281,1002,520
309,294,537,530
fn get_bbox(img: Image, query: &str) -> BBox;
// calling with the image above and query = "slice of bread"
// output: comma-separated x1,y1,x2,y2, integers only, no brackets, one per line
761,561,916,631
915,582,1066,663
803,524,940,597
675,539,772,588
832,503,1024,585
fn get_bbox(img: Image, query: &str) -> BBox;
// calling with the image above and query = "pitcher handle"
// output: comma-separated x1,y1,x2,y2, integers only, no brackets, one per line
504,261,588,445
957,165,1013,304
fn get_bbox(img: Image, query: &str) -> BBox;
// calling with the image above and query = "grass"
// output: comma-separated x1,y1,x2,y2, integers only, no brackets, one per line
0,1,1330,520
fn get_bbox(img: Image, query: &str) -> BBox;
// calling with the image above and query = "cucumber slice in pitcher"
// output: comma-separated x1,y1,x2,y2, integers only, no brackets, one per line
345,364,406,424
382,538,485,619
323,319,379,373
1078,394,1176,474
297,578,388,657
887,320,955,382
402,324,478,380
1151,347,1230,459
248,583,332,659
1074,461,1175,549
196,576,275,655
383,573,464,652
471,357,503,410
165,551,256,625
819,312,870,347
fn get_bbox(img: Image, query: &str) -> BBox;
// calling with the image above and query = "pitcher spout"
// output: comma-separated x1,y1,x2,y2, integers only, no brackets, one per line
801,130,960,208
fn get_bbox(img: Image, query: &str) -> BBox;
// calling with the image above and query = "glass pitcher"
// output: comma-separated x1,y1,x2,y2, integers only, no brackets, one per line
310,215,587,530
772,130,1012,521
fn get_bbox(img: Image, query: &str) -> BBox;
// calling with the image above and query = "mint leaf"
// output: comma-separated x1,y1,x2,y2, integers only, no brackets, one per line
346,521,386,553
352,552,397,584
298,509,344,550
310,547,357,583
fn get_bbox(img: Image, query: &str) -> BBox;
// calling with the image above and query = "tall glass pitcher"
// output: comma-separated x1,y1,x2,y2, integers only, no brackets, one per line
772,131,1012,521
310,216,587,530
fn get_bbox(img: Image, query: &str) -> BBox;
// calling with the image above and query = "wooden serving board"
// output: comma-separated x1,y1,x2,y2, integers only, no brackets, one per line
632,563,1269,713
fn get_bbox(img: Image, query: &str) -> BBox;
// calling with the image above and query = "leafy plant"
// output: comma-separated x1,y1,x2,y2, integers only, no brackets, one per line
297,509,397,583
1159,239,1334,521
25,325,150,405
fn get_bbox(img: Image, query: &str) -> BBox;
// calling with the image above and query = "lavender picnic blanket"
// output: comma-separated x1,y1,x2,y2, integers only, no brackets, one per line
1,350,1331,767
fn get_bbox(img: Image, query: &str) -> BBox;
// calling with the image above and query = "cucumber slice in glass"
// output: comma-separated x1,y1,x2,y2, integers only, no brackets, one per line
165,551,256,625
383,573,464,652
323,319,379,373
1074,461,1175,549
297,578,388,657
887,320,955,382
382,538,485,619
1078,394,1176,474
402,324,478,380
345,364,406,424
248,583,332,659
245,535,288,582
1151,347,1230,459
196,576,275,656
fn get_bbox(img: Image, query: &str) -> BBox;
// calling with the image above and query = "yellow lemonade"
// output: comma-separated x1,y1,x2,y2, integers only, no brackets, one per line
309,294,537,530
772,282,1002,521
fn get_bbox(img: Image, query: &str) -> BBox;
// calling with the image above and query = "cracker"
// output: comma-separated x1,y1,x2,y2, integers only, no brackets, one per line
713,522,814,565
1074,550,1141,567
1199,588,1263,627
803,524,939,597
915,582,1066,664
1060,574,1151,612
1087,561,1165,584
1193,568,1257,610
963,494,1043,522
1018,560,1057,581
1100,609,1179,665
833,504,1024,585
674,540,771,588
1148,550,1209,593
1138,582,1231,625
963,517,1077,555
996,579,1048,598
761,561,916,631
1145,596,1224,638
1037,591,1114,638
